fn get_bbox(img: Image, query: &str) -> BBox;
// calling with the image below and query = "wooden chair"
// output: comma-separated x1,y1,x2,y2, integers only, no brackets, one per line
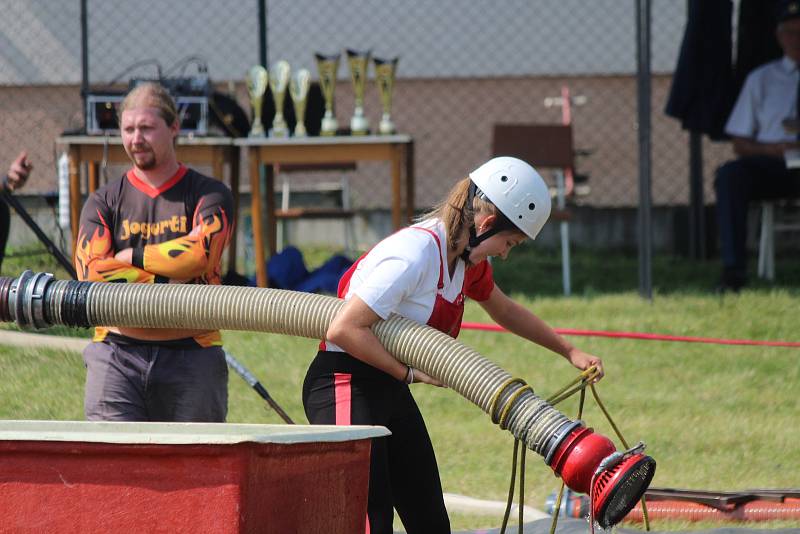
492,124,576,295
275,162,357,253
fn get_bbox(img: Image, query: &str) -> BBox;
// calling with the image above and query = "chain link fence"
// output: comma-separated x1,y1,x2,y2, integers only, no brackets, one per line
0,0,743,272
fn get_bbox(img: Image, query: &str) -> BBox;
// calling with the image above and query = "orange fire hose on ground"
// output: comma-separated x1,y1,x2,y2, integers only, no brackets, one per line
623,489,800,523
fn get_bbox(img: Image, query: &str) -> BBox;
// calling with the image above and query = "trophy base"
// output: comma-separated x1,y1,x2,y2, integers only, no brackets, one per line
321,116,338,137
270,115,289,138
379,116,396,135
293,125,308,138
248,128,266,138
350,115,370,136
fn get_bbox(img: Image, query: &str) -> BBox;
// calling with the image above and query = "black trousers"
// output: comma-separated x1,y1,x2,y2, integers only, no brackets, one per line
714,155,800,275
303,351,450,534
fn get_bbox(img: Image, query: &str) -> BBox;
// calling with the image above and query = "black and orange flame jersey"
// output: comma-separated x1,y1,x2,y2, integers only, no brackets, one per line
75,164,234,347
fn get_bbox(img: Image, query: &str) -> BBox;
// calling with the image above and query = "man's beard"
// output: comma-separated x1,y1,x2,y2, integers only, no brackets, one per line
131,148,156,170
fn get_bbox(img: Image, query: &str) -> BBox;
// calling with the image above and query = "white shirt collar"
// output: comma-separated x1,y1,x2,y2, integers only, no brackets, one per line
781,55,800,73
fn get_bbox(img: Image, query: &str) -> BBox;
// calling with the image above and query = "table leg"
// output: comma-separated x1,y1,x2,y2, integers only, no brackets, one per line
88,162,99,193
250,151,268,288
391,146,402,230
68,147,81,253
228,147,240,274
265,164,276,256
212,149,224,185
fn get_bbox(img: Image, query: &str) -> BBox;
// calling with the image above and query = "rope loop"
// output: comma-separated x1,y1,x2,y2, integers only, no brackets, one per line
546,365,600,405
488,377,529,426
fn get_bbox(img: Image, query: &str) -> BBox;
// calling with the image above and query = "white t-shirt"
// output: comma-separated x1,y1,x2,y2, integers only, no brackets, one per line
725,56,798,143
324,219,494,352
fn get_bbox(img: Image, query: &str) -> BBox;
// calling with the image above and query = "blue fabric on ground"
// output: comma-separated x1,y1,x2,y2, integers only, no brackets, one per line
265,246,353,294
266,246,309,290
295,254,353,294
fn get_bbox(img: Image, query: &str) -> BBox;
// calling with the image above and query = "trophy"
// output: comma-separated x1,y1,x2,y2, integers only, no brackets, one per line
346,48,371,135
290,69,311,137
269,60,291,138
246,65,268,137
315,52,340,136
373,56,399,135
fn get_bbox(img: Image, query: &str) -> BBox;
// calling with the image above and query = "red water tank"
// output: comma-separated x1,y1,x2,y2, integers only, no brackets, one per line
0,420,388,534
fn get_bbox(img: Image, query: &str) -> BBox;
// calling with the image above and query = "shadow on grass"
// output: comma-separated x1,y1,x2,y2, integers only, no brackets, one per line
492,244,800,298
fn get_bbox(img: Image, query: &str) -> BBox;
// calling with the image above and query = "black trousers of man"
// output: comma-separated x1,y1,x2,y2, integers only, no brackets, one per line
714,155,800,288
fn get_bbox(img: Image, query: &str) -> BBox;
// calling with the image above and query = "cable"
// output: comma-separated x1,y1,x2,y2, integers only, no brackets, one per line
106,59,163,87
163,55,209,78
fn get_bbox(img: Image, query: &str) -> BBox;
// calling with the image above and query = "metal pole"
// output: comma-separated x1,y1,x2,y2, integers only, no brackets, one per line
256,0,269,271
258,0,268,68
80,0,89,131
225,350,294,424
636,0,653,299
0,187,76,279
556,170,571,296
688,131,706,259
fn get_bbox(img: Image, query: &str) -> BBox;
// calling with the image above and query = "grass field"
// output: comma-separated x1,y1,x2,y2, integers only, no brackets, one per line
0,244,798,531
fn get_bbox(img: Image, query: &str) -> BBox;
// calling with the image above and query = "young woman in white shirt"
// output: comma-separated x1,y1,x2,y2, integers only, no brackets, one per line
303,156,604,534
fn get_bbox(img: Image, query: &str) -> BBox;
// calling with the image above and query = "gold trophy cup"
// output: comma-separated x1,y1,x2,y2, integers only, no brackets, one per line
290,68,311,137
269,60,291,138
346,48,371,135
315,52,340,136
373,56,399,135
246,65,268,137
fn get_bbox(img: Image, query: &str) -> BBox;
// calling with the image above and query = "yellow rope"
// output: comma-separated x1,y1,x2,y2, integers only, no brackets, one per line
546,366,599,405
500,366,651,533
488,377,528,425
547,379,588,534
548,481,567,534
500,438,519,534
498,385,534,430
590,384,651,530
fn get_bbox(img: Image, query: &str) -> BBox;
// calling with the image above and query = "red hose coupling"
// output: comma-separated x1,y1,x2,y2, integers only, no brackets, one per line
549,426,615,494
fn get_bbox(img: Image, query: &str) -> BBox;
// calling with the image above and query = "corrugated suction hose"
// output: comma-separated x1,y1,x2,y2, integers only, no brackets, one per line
0,271,655,528
2,271,572,458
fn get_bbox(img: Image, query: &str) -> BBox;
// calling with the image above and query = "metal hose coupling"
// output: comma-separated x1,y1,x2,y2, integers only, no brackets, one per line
0,271,655,527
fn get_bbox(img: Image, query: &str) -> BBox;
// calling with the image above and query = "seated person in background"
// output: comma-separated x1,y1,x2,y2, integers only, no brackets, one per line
75,82,234,422
714,0,800,291
0,151,33,271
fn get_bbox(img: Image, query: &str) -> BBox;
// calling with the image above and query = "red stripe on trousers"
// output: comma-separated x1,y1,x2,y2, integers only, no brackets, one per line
333,372,352,426
333,372,369,532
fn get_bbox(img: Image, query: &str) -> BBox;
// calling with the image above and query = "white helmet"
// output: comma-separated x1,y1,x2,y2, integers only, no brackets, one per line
468,156,551,240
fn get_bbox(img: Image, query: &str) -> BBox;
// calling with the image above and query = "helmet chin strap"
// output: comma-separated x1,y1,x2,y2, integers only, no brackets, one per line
461,182,516,262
